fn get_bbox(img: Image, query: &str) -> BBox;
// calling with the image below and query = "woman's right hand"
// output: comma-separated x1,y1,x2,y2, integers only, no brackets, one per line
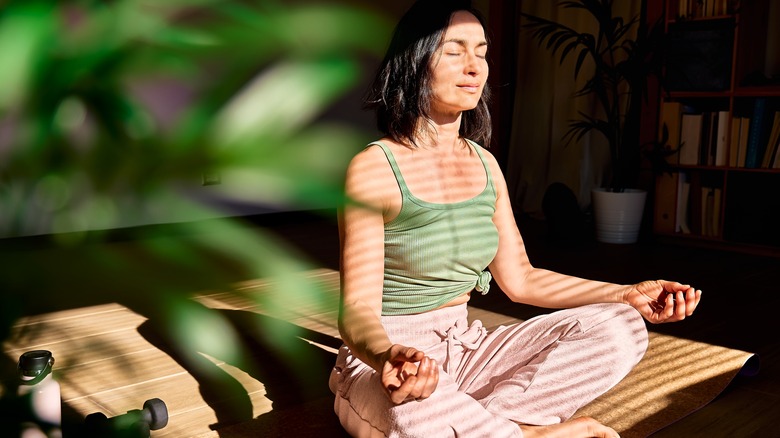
380,344,439,404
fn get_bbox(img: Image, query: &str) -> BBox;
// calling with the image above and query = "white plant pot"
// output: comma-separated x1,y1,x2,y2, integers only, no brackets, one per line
591,188,647,244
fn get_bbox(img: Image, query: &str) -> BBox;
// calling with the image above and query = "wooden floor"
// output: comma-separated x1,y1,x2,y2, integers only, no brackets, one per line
2,210,779,437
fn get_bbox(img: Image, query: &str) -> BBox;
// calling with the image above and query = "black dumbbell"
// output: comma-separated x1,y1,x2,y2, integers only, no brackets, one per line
84,398,168,437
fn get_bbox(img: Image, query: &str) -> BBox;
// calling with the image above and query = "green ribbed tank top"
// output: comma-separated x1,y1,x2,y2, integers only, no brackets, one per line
373,140,499,316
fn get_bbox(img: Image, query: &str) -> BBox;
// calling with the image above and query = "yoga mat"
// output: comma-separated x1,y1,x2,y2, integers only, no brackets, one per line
575,332,759,438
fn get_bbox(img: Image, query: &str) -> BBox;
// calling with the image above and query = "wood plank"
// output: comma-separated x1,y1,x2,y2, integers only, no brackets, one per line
58,347,188,400
8,328,155,372
4,305,146,353
63,356,275,437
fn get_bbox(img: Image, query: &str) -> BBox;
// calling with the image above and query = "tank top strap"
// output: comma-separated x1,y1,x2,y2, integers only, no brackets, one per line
465,139,496,197
367,141,411,197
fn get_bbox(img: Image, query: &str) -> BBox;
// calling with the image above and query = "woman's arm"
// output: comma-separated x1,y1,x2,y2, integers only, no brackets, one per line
338,146,439,403
485,154,701,321
338,147,395,371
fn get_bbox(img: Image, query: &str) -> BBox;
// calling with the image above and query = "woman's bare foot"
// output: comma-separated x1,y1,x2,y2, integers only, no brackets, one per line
519,417,619,438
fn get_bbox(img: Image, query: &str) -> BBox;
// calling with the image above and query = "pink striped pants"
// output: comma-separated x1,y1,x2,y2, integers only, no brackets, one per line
329,303,648,437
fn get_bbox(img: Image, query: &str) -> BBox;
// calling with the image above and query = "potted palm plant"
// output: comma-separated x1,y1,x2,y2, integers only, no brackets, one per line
522,0,665,243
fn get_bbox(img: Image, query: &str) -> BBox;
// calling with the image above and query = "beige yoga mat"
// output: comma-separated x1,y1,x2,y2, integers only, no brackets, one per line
575,332,759,438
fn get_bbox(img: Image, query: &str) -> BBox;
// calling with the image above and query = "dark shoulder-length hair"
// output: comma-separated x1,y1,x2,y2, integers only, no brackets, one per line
364,0,491,147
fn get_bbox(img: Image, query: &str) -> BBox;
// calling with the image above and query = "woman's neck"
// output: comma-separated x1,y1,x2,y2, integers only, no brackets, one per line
416,113,463,152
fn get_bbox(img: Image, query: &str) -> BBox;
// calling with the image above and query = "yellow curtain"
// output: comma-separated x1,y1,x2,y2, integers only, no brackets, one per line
505,1,641,218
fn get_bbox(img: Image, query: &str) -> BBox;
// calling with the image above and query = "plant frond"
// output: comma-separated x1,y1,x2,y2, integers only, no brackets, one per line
560,40,580,63
547,30,575,52
521,12,585,62
574,47,589,78
562,111,614,148
610,15,640,44
564,0,621,38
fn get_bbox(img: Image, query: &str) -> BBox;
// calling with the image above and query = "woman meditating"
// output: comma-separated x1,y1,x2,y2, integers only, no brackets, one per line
329,1,702,436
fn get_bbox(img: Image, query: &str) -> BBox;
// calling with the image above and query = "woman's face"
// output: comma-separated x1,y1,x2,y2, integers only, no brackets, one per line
429,11,488,120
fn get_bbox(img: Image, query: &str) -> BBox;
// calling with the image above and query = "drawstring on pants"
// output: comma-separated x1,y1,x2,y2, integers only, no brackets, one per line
435,320,488,375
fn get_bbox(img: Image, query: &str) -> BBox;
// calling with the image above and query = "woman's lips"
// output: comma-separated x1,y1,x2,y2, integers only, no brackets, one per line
457,84,480,92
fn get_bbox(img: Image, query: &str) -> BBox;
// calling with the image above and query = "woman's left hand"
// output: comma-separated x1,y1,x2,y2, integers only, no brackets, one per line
625,280,702,324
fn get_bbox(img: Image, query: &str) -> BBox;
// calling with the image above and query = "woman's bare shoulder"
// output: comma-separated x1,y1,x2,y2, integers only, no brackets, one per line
347,142,391,179
472,143,507,188
468,141,495,162
345,140,398,206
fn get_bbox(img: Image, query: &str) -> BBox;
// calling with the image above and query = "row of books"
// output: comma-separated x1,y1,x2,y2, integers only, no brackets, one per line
658,99,780,169
680,183,722,237
677,0,733,18
654,172,722,238
732,108,780,169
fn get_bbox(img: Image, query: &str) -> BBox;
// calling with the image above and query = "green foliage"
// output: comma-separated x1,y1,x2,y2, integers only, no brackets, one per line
0,0,390,404
522,0,664,191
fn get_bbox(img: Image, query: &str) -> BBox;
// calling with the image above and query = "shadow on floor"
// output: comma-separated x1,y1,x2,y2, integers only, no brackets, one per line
136,307,345,436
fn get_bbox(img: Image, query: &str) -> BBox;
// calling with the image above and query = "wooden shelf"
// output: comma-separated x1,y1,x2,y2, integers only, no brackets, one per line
670,165,780,173
733,87,780,97
650,0,780,254
668,87,780,99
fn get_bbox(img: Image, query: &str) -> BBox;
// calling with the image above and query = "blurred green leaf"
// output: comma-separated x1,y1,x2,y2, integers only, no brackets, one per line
0,0,392,410
0,2,56,111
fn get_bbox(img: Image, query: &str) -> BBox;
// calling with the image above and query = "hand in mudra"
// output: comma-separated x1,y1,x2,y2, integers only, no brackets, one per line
381,344,439,404
626,279,702,324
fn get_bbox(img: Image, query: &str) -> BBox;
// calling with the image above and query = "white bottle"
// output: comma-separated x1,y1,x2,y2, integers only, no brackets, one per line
17,350,62,438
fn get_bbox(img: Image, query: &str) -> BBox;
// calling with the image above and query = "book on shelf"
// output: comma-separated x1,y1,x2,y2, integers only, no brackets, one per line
700,186,722,238
654,172,678,234
679,113,703,165
761,111,780,168
671,177,723,238
745,98,770,169
679,0,688,17
699,111,713,165
676,110,729,166
679,0,732,18
712,187,722,237
773,126,780,168
737,116,750,167
688,175,703,236
714,111,729,166
658,101,684,164
728,116,741,167
676,173,691,234
773,139,780,168
701,188,711,237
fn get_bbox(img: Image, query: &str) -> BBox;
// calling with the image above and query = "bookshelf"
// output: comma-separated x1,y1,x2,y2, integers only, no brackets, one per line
651,0,780,255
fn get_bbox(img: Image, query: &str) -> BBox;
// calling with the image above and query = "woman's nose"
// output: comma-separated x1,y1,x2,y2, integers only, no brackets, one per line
465,53,485,76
